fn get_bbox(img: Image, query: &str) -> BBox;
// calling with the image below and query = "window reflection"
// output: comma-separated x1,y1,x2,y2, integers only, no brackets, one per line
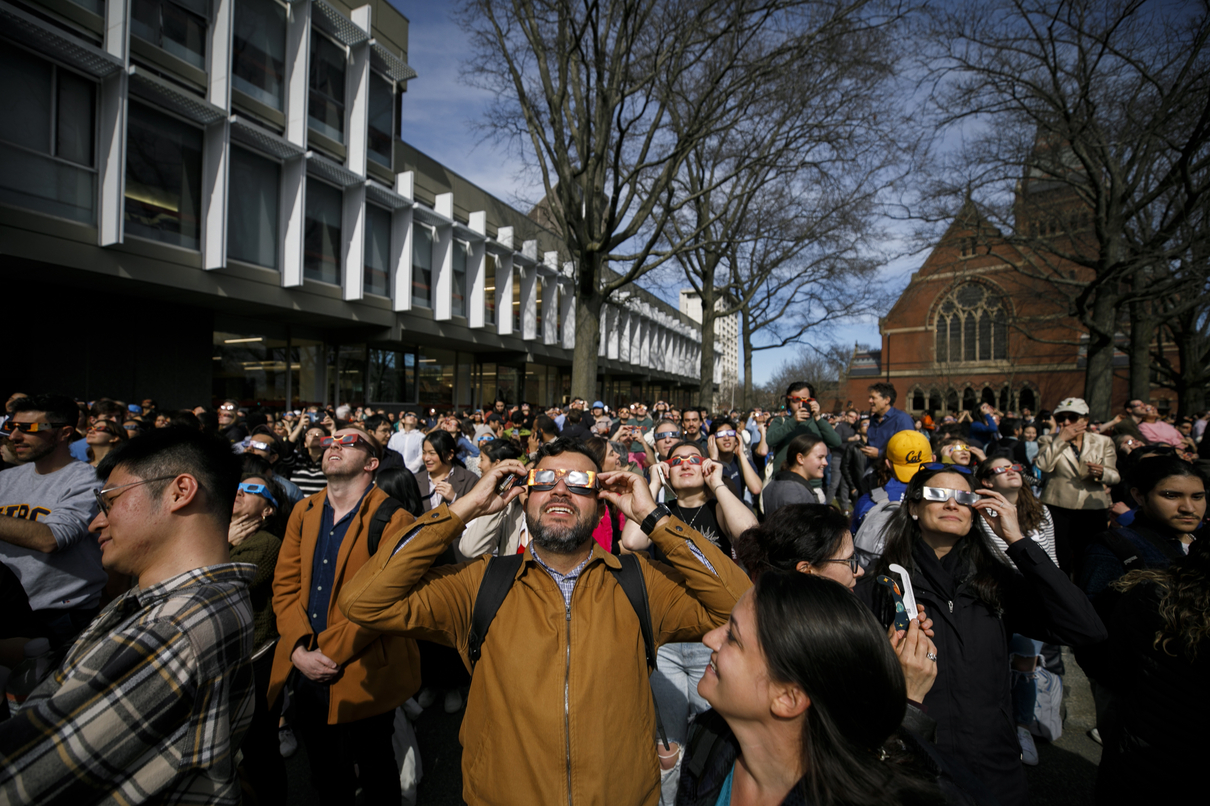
233,0,286,110
364,204,391,297
412,224,433,308
309,31,346,143
304,180,342,284
228,147,279,268
131,0,207,71
124,102,202,248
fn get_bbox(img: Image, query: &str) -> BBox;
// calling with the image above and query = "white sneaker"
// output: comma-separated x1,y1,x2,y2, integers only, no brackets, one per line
1087,727,1102,746
278,726,298,758
444,688,464,714
415,687,436,709
1017,726,1038,766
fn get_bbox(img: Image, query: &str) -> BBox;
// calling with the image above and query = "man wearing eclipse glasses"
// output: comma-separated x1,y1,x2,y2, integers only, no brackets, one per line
267,426,420,805
339,437,751,806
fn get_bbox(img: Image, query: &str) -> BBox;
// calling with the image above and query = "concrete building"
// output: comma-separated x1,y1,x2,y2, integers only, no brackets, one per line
678,289,738,408
1,0,704,411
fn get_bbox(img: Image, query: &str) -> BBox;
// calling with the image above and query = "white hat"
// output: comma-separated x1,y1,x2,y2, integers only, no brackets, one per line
1053,397,1089,417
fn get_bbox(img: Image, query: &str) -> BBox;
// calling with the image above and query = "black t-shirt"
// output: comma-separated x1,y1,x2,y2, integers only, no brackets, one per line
667,499,732,560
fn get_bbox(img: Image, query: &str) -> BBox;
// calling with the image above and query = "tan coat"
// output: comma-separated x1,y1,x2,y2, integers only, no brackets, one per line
268,487,421,724
338,504,752,806
1035,432,1120,510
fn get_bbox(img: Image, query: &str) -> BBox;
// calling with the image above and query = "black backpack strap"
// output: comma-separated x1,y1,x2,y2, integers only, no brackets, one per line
684,709,729,780
607,554,669,749
366,496,405,556
467,554,525,671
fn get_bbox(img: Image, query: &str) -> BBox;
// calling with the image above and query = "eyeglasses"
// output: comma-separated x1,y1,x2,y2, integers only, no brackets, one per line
1054,414,1080,423
88,425,119,437
3,421,72,435
247,440,275,453
944,444,970,453
526,468,599,495
219,404,237,412
920,486,980,506
654,430,681,441
321,434,372,450
787,396,815,405
238,482,279,509
95,475,179,515
123,424,142,432
818,554,860,574
713,429,737,438
921,462,972,475
987,464,1026,476
666,455,704,467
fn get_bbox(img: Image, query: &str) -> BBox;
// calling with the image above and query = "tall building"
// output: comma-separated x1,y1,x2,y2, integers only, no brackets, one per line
1,0,704,410
678,289,738,408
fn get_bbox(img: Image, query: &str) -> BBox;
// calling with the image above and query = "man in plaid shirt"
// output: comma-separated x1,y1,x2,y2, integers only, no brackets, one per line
0,428,256,805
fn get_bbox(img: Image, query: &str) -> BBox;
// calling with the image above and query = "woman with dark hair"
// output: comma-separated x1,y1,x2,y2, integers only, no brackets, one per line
584,436,628,553
859,465,1105,806
415,429,477,513
374,449,425,518
761,433,829,514
229,472,288,806
677,571,941,806
1092,539,1210,802
84,420,126,467
458,438,527,559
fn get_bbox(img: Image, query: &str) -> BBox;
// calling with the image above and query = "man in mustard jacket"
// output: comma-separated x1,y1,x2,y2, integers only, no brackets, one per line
340,438,752,806
268,426,419,803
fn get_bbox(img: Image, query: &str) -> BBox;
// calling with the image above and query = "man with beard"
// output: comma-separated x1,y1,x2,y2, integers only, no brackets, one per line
339,438,751,806
268,426,420,805
0,394,106,647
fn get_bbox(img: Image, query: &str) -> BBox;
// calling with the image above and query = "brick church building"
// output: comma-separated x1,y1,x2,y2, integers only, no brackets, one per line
842,147,1172,418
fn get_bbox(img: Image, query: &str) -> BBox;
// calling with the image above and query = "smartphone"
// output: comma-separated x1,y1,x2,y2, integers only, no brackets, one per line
495,473,526,497
308,412,319,423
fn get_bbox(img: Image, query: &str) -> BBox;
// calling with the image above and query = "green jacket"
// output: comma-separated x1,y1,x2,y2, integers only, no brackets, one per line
766,415,841,484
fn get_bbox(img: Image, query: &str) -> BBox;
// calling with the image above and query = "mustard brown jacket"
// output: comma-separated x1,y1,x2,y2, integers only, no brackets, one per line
338,503,752,806
268,486,421,724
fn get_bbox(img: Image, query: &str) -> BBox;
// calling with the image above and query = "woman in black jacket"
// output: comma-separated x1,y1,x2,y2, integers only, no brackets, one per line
857,465,1106,806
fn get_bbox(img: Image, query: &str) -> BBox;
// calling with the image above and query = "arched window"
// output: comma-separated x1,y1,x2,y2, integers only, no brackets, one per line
1019,387,1037,412
928,388,942,412
911,388,925,411
946,389,960,413
933,283,1009,364
981,387,996,408
998,386,1011,412
963,387,977,411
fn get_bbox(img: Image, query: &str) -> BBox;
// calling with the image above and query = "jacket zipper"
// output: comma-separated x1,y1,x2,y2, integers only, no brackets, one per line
948,600,954,613
564,600,573,806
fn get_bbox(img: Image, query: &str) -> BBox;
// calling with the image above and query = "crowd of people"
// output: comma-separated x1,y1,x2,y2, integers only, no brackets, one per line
0,383,1204,805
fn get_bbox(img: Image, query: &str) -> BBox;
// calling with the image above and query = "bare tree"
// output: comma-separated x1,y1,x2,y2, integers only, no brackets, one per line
918,0,1210,418
457,0,901,400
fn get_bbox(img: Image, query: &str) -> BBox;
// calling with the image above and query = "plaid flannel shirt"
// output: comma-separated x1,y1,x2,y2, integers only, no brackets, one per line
0,563,256,805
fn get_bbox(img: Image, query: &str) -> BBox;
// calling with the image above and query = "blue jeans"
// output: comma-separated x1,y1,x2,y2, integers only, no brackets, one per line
651,642,711,746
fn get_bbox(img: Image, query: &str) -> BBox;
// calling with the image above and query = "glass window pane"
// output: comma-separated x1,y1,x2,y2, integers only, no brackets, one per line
512,267,521,331
935,316,946,363
418,347,455,410
131,0,159,47
304,179,342,284
68,0,106,14
228,147,279,268
978,311,992,361
309,31,345,143
233,0,287,110
452,240,467,317
57,70,95,167
124,102,203,248
993,310,1008,359
367,348,404,402
364,203,391,297
535,277,543,334
161,1,207,69
0,48,52,152
485,255,497,325
412,224,432,308
0,147,95,223
963,313,976,361
368,73,393,167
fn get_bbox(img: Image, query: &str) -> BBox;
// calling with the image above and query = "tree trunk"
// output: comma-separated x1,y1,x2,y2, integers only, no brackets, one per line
1082,291,1119,420
571,284,604,402
698,274,717,410
741,306,755,411
1127,300,1153,403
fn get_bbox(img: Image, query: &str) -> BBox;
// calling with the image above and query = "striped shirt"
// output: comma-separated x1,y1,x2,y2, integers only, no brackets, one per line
290,454,328,497
0,563,256,805
979,505,1058,568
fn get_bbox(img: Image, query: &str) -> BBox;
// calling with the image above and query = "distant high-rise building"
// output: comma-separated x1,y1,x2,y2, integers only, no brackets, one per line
679,290,739,409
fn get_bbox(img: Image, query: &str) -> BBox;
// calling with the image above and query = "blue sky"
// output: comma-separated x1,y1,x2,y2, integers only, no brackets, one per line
385,1,910,385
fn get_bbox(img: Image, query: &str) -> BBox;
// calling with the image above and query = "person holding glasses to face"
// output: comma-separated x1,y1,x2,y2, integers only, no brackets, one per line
857,465,1105,806
0,394,108,648
765,382,841,491
1035,397,1119,576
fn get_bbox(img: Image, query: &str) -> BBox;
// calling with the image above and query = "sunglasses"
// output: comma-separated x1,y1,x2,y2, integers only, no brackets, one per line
526,468,599,495
219,404,237,412
713,429,737,438
654,430,681,441
3,421,72,435
987,464,1026,476
88,425,119,436
238,482,279,509
321,434,373,450
921,462,972,475
95,475,179,515
787,396,815,405
818,554,860,574
667,455,704,467
944,444,971,453
1054,414,1081,423
247,440,275,453
920,486,980,505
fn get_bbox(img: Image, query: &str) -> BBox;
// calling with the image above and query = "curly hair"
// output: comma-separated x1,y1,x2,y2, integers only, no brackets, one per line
1113,538,1210,660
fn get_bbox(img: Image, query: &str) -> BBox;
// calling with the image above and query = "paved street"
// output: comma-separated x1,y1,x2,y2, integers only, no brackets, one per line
280,648,1101,805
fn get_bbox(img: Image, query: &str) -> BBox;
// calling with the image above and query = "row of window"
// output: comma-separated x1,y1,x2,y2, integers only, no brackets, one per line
908,386,1037,415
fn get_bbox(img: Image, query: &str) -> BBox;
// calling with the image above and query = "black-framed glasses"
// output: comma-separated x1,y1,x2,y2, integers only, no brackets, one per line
921,462,972,475
3,421,72,435
526,468,599,495
95,475,179,515
819,554,860,574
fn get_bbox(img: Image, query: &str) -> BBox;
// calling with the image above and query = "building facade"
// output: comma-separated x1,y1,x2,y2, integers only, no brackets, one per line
1,0,704,411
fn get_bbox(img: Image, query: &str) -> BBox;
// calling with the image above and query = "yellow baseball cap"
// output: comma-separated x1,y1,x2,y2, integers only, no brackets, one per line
885,430,933,482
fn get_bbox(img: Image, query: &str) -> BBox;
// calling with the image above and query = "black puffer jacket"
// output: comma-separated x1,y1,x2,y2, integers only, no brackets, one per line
857,539,1106,806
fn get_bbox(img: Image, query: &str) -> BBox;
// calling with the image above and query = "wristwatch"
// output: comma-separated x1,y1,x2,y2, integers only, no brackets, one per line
639,504,672,536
